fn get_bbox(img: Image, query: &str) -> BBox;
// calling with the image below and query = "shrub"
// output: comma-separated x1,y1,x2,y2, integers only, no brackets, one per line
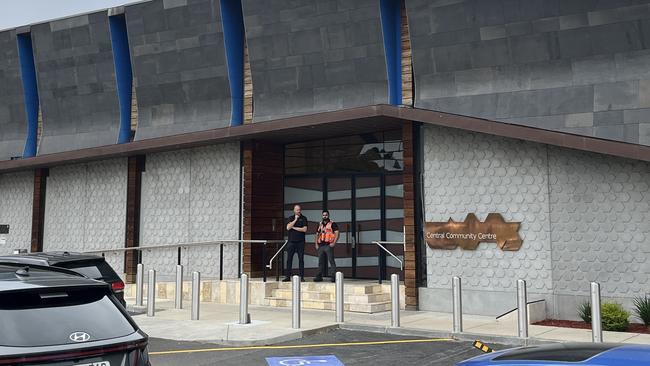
601,302,629,332
577,301,591,324
633,295,650,327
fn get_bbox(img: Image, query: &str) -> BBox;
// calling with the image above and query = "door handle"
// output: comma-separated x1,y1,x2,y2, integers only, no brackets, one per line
345,224,352,253
355,224,360,251
345,226,349,245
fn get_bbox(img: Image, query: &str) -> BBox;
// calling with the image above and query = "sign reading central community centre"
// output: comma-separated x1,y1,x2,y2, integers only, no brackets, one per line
425,213,522,251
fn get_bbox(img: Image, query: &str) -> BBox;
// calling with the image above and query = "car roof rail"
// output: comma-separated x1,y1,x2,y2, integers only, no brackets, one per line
0,261,86,278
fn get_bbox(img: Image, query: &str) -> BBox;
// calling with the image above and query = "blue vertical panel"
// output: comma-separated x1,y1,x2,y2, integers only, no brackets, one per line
220,0,245,126
16,33,39,157
380,0,402,105
109,14,133,143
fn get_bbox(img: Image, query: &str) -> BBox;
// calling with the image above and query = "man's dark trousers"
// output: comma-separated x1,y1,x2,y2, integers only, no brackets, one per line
316,244,336,278
285,240,305,279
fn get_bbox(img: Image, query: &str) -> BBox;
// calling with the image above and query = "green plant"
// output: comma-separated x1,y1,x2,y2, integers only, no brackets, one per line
577,301,591,324
633,295,650,326
601,302,630,332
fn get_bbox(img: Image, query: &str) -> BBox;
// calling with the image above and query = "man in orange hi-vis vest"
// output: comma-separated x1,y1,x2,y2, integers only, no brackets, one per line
314,210,339,282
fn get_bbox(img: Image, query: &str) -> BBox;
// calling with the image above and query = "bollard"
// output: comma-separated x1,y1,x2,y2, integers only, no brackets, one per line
335,272,344,323
147,269,156,317
591,282,602,343
135,263,144,307
391,274,400,327
517,279,528,338
240,273,250,324
452,276,463,333
175,264,183,309
292,275,301,329
191,271,201,320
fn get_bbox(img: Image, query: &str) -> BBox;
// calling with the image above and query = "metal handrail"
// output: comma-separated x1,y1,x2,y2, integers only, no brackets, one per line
83,239,282,254
266,240,288,270
84,239,285,282
372,241,404,270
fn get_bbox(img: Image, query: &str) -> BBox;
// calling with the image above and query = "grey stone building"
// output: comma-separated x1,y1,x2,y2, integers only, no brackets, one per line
0,0,648,319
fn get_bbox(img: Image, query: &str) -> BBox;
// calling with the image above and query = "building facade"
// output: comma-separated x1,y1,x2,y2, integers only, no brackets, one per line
0,0,649,320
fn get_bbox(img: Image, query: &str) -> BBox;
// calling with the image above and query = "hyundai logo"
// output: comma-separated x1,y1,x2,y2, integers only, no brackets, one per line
69,331,91,342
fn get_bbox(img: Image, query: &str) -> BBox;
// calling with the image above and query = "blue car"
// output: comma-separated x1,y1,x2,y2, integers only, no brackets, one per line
458,343,650,366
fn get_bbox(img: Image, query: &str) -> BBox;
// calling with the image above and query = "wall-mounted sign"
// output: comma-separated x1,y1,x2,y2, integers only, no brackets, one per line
0,225,8,234
425,213,522,251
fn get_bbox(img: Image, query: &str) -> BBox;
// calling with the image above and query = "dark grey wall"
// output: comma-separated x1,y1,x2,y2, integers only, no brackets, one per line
126,0,231,140
0,30,27,160
407,0,650,145
32,12,121,155
242,0,388,122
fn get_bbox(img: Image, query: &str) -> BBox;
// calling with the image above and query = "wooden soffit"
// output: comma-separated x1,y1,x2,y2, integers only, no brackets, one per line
1,105,648,173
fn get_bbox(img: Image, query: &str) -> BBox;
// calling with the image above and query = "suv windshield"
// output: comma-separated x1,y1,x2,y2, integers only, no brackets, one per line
0,287,135,347
56,260,119,281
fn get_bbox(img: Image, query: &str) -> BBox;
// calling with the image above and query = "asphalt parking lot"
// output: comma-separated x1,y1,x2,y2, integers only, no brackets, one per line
148,329,507,366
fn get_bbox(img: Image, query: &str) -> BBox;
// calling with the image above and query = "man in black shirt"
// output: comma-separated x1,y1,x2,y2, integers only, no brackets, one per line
314,210,339,282
284,204,308,282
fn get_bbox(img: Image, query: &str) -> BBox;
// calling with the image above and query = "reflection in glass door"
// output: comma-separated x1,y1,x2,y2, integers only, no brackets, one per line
354,176,382,279
385,174,404,279
326,178,353,278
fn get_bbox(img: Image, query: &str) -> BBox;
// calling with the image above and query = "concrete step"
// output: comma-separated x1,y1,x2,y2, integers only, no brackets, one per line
265,297,392,313
270,289,391,304
345,293,391,303
274,281,384,295
272,289,334,301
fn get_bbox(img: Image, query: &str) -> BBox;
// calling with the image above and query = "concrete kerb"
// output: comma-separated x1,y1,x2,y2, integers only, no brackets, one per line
203,324,341,347
144,322,340,347
128,305,147,315
339,323,558,348
133,314,558,348
127,299,560,348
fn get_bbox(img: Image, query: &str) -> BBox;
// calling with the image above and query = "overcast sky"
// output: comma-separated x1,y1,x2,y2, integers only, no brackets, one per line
0,0,142,31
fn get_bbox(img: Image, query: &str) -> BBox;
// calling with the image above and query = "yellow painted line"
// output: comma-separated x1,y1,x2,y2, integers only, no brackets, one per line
150,338,455,356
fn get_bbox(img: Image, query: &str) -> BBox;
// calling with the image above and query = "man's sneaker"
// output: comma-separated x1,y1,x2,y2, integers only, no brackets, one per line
313,277,323,282
330,276,336,283
301,278,305,282
282,277,291,282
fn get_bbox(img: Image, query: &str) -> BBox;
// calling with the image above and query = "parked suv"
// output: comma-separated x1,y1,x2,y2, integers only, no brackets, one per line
0,252,126,307
0,262,150,365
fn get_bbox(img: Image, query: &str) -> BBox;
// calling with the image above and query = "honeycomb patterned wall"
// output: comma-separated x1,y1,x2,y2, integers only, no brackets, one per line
423,124,650,303
423,125,553,294
140,143,240,279
0,171,33,254
42,159,127,274
549,148,650,298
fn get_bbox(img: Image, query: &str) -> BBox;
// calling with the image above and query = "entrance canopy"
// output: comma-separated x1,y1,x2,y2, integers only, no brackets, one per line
2,104,649,173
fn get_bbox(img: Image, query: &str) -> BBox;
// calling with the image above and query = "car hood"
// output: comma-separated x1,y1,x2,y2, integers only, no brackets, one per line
457,344,650,366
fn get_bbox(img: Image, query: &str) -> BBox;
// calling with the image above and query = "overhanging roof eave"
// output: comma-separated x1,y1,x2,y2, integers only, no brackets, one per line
1,104,648,174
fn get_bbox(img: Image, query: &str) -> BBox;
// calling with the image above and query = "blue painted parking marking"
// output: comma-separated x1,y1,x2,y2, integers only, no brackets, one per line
266,355,344,366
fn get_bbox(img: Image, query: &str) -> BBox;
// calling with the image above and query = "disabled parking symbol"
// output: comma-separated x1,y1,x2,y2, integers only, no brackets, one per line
266,355,344,366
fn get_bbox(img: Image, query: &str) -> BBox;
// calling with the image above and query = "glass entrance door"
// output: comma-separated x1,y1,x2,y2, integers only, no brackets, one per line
353,176,382,279
284,174,403,280
283,129,405,279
